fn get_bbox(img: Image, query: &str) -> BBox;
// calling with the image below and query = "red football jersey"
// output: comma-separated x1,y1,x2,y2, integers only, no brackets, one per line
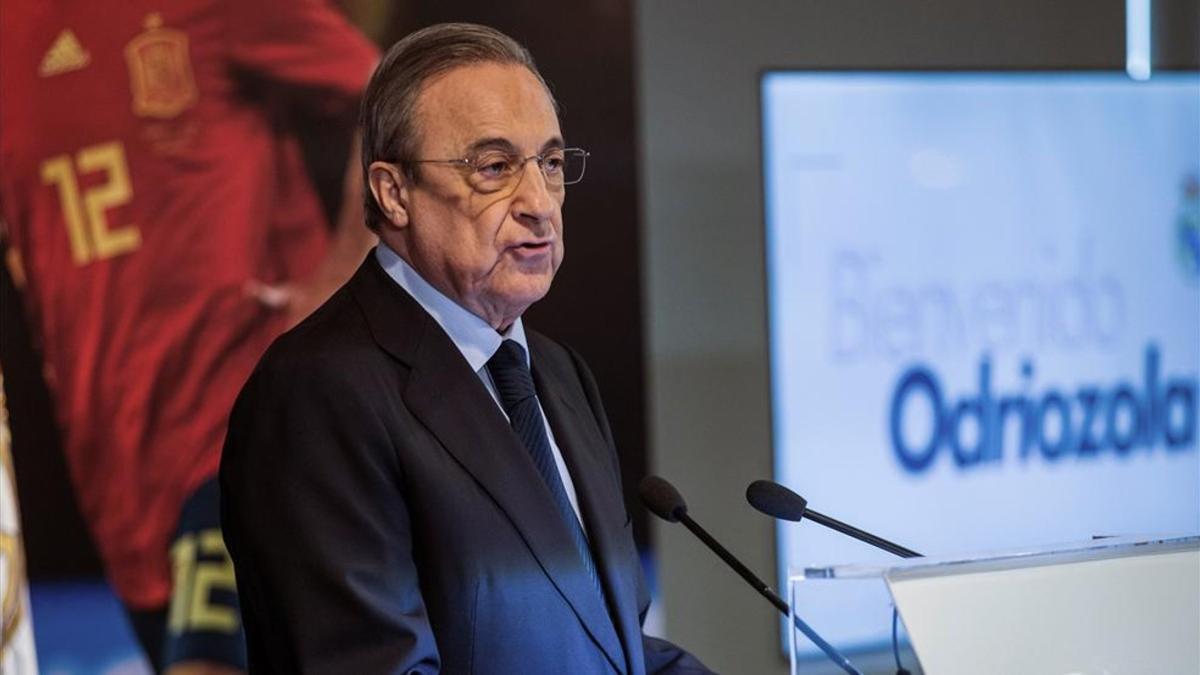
0,0,377,608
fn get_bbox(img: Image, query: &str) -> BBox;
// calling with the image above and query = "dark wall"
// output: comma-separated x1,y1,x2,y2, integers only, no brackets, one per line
1157,0,1200,67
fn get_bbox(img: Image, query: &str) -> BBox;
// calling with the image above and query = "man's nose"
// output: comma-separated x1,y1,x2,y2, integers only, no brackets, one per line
510,159,558,225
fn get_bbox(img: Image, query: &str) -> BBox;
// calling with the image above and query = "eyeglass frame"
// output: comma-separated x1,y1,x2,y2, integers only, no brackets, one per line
395,146,590,193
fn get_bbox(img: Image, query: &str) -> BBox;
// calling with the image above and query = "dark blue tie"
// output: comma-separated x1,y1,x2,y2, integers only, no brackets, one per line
486,339,603,597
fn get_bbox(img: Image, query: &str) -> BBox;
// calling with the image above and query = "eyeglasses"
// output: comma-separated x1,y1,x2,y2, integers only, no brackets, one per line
405,147,589,194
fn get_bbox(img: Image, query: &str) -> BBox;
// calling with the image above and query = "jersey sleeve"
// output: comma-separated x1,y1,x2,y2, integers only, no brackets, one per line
225,0,378,106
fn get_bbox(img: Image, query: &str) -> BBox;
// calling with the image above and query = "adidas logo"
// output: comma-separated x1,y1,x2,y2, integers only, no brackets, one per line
39,29,91,77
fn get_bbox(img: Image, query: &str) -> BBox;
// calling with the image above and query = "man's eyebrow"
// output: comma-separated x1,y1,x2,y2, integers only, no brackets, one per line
464,136,566,156
466,137,518,155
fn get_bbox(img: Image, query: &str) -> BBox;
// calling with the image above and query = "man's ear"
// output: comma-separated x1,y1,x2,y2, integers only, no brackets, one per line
367,161,411,230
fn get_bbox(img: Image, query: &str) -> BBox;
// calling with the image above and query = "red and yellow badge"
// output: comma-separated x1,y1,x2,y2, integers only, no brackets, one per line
124,13,197,119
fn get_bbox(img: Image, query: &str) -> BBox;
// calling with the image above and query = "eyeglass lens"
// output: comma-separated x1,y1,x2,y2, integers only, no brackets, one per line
470,148,588,191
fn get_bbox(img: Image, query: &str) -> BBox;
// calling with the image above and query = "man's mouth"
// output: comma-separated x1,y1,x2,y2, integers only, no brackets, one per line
511,240,553,252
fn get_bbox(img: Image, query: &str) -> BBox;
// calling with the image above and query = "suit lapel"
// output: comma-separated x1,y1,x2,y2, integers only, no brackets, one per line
350,257,627,673
532,346,644,675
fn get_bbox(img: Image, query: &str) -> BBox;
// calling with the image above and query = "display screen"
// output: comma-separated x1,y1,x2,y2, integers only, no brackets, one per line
761,71,1200,655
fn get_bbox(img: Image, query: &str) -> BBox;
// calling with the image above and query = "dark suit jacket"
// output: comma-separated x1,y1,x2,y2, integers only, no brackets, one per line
220,254,711,674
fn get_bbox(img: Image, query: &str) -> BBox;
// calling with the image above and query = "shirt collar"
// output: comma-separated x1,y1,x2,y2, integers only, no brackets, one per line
375,243,529,371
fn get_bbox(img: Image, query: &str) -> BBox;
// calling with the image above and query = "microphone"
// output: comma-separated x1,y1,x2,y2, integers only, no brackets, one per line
639,476,862,675
747,480,921,675
639,475,688,523
746,480,922,559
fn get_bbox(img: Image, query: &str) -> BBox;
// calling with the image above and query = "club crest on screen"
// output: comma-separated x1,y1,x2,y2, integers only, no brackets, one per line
1178,174,1200,283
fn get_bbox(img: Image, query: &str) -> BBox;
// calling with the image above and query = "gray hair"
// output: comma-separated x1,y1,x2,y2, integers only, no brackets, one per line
359,23,556,232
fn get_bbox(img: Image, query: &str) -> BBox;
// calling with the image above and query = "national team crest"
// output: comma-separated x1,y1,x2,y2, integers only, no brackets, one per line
125,13,198,119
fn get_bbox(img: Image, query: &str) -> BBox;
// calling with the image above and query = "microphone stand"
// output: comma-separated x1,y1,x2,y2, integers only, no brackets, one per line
676,512,863,675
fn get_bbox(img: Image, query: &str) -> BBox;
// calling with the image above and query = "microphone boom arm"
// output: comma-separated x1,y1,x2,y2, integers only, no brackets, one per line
676,513,863,675
803,509,922,559
677,513,786,612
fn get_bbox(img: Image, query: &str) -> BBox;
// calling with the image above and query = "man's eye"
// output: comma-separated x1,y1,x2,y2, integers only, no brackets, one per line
542,156,565,174
475,157,512,178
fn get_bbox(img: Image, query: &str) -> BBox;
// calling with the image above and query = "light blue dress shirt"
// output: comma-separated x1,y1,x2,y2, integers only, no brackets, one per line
375,244,586,529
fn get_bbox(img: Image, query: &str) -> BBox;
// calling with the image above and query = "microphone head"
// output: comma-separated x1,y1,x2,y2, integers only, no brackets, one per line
746,480,808,522
639,475,688,523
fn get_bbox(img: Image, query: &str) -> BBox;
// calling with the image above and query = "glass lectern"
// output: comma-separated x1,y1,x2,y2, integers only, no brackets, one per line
788,535,1199,675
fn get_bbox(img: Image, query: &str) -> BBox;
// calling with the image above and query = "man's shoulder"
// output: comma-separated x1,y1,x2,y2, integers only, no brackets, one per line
270,286,366,360
526,328,617,453
526,329,600,397
526,327,567,359
254,282,396,393
526,328,580,376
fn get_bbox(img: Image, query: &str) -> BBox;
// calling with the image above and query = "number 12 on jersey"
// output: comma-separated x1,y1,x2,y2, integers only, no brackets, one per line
40,140,141,265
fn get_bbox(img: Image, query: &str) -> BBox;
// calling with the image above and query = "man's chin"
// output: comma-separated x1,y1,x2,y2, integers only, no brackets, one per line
487,275,554,320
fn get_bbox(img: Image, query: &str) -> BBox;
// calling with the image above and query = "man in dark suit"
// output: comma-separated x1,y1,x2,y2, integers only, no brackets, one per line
220,23,712,674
